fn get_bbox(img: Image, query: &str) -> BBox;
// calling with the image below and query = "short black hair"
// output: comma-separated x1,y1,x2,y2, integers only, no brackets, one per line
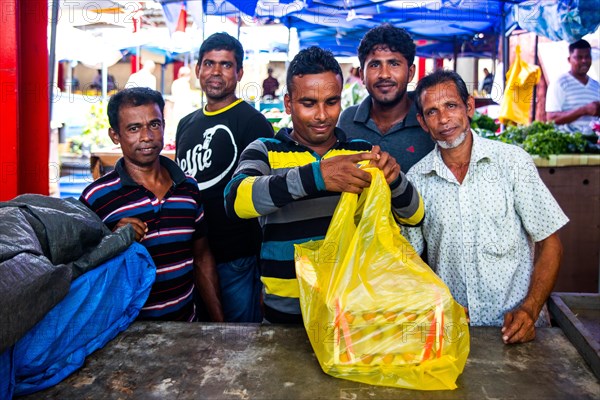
414,69,470,115
358,24,416,68
107,87,165,132
569,39,591,54
286,46,343,94
198,32,244,71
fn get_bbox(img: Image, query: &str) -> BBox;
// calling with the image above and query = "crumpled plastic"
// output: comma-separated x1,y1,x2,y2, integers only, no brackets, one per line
295,168,470,390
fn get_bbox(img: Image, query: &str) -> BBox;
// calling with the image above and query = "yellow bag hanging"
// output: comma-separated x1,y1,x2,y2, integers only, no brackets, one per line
295,168,470,390
499,44,541,126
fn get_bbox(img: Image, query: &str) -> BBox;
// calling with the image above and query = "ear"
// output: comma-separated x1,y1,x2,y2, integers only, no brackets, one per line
237,67,244,82
416,113,430,134
195,62,201,79
359,67,364,82
408,63,416,83
466,96,476,119
284,93,292,115
108,128,120,145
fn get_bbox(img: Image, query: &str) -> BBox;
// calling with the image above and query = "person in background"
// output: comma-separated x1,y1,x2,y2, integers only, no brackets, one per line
345,66,362,85
126,59,157,90
479,67,494,94
80,87,224,322
91,69,116,92
262,67,280,99
402,69,568,344
175,32,274,323
224,46,424,324
170,65,196,123
546,39,600,134
338,24,434,173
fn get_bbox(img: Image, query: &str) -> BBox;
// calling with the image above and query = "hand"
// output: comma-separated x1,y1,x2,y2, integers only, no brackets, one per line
502,306,536,344
583,101,600,117
114,217,148,242
369,145,401,184
320,152,380,193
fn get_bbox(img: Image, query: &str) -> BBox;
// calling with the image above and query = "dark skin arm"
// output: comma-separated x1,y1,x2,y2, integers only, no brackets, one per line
547,101,600,125
502,232,563,344
192,236,224,322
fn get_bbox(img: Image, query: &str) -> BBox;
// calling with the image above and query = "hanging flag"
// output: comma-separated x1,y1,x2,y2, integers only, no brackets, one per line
176,3,187,32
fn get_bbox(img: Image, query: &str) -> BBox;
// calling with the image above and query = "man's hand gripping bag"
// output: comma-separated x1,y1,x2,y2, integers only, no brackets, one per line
295,168,469,390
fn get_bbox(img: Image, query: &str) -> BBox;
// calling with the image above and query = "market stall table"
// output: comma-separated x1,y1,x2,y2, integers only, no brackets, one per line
22,323,599,399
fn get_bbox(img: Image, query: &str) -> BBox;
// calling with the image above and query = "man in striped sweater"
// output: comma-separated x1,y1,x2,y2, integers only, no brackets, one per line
80,87,223,322
224,47,425,324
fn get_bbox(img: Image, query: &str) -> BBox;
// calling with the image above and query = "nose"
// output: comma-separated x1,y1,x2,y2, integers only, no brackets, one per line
380,63,391,79
139,125,154,141
315,103,328,121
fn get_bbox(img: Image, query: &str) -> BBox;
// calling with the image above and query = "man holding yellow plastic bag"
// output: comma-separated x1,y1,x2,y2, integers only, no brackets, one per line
498,44,541,126
224,47,424,324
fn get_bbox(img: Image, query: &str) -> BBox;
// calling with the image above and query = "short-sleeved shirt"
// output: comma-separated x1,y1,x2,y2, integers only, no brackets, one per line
401,133,569,326
338,95,435,173
80,156,206,321
545,72,600,134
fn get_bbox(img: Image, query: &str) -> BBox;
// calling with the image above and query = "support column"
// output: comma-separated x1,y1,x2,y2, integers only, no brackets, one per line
1,0,50,200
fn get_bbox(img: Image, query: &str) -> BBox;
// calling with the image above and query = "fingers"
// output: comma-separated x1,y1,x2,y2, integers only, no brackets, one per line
369,150,401,184
115,218,148,242
321,155,374,193
502,308,536,344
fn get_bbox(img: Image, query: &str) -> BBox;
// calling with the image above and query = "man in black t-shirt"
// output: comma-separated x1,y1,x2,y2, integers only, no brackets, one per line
176,33,274,322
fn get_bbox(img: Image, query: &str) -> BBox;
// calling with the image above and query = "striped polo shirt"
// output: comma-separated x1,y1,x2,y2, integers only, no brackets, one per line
546,72,600,134
80,156,207,321
224,128,424,318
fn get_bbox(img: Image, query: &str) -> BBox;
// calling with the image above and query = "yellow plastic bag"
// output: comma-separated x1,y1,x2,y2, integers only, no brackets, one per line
295,168,470,390
499,44,541,126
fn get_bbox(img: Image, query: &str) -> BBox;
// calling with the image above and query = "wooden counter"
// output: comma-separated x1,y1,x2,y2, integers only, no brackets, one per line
22,323,599,399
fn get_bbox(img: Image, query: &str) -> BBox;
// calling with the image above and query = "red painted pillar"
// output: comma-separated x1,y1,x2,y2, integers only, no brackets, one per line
0,0,20,200
0,0,49,200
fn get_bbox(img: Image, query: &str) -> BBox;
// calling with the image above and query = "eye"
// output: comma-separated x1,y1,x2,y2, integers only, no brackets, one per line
150,121,161,129
368,61,380,68
300,101,315,107
128,125,139,133
326,99,340,106
223,62,233,69
203,60,212,67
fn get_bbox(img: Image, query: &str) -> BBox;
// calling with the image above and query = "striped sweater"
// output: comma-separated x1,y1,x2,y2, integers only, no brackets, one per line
224,128,424,318
80,156,206,321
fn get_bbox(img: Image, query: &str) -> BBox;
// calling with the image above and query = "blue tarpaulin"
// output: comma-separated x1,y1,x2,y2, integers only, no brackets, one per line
159,0,600,57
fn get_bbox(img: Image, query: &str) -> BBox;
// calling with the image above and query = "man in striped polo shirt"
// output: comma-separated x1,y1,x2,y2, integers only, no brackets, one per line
80,87,223,322
546,39,600,134
224,47,424,324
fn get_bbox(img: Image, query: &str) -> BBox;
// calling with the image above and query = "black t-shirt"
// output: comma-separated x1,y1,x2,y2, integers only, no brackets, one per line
175,99,274,263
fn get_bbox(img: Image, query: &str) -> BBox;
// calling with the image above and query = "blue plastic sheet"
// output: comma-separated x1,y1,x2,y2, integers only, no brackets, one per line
5,243,155,397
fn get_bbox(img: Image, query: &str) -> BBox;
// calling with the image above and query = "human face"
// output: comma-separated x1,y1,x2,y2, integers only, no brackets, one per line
416,81,475,150
196,49,243,102
284,71,342,151
361,46,415,106
109,103,164,168
568,48,592,78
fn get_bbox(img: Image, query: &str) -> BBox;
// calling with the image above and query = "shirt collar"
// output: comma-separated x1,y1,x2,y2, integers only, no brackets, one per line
115,155,186,187
276,127,347,144
354,93,421,129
